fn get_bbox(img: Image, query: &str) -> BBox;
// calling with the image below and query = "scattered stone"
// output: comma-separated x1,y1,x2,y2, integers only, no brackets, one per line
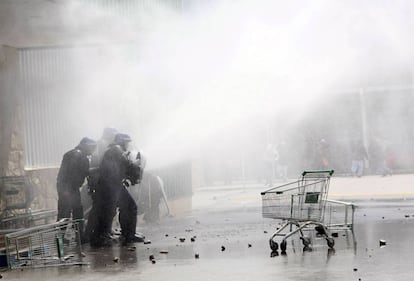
332,232,339,238
151,260,156,264
248,244,252,248
382,216,385,219
353,268,358,272
191,237,196,242
160,250,169,254
113,257,119,263
165,234,169,237
404,214,410,218
379,239,387,247
127,246,136,251
0,274,2,279
144,240,152,244
179,237,186,242
149,255,155,261
185,229,193,232
221,246,226,251
264,231,268,234
195,253,200,259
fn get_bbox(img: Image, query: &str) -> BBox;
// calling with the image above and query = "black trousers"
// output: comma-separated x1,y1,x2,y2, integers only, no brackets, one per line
57,188,84,238
118,186,138,238
88,183,138,243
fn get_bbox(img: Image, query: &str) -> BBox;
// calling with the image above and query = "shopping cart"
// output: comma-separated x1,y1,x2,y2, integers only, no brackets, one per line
261,170,343,253
2,219,84,269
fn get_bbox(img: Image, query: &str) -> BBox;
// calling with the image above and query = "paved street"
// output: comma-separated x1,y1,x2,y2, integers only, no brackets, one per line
2,174,414,281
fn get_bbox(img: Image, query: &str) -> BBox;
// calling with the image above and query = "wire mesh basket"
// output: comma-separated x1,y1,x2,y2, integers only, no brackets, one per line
261,171,333,222
3,219,84,269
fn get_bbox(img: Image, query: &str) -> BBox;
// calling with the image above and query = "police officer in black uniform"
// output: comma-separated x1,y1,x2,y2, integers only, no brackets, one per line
89,133,144,247
83,127,118,243
56,137,97,241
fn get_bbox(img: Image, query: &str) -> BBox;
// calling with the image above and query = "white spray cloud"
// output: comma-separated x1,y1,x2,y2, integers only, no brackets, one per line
57,0,414,169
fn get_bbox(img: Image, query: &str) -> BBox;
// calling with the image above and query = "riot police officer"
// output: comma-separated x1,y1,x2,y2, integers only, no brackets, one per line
89,133,144,247
83,127,118,242
56,137,97,241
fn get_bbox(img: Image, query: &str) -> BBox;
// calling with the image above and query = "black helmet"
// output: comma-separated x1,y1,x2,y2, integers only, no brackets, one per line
114,133,132,145
102,127,118,142
78,137,97,155
79,137,97,147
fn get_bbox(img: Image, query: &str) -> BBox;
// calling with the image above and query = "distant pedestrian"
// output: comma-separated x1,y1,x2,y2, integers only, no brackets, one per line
351,140,368,177
316,139,330,170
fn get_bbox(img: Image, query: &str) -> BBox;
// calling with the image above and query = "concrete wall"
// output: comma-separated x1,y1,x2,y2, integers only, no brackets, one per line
0,46,24,177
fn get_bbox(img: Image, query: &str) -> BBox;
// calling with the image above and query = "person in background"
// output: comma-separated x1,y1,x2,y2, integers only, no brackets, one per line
351,139,368,177
316,139,330,170
56,137,97,242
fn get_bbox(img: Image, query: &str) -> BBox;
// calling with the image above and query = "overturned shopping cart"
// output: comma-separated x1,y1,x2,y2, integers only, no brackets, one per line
2,219,84,269
261,170,354,253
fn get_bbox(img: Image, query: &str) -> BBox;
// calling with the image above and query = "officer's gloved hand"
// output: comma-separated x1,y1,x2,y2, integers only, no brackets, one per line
122,179,132,187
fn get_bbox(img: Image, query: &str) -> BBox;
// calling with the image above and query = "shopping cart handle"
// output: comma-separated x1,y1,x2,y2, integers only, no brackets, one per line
302,170,334,176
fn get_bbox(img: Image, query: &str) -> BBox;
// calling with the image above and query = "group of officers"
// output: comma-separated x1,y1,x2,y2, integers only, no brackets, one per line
56,128,145,247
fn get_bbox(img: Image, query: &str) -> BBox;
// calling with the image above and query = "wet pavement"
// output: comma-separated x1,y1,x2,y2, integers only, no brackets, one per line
2,175,414,281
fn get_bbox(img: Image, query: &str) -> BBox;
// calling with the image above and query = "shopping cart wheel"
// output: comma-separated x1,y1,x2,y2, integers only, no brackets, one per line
326,237,335,249
300,236,311,247
269,239,279,251
280,240,287,252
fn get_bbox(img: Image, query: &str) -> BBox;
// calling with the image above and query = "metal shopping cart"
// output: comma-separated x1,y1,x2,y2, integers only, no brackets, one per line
2,219,84,269
261,170,353,253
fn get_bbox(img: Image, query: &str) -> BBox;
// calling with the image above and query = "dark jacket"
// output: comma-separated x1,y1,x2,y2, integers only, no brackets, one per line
99,144,130,187
57,148,90,193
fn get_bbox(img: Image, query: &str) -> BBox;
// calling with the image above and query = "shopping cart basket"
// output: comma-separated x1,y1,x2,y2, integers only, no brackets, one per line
261,170,338,253
3,219,84,269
